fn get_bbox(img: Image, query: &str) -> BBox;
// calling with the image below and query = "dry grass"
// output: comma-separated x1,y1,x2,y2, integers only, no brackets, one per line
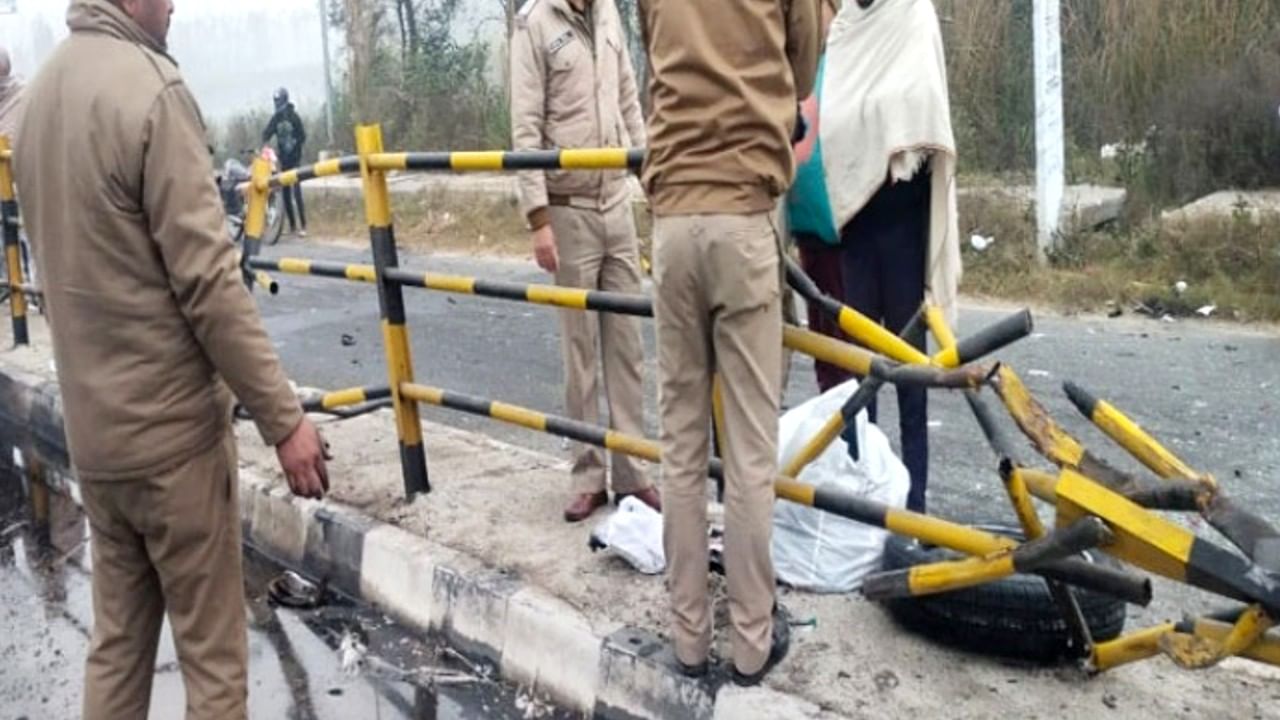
960,193,1280,322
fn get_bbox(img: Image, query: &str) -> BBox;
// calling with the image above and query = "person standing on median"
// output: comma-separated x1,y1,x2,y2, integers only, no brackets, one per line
638,0,820,686
14,2,330,719
510,0,660,523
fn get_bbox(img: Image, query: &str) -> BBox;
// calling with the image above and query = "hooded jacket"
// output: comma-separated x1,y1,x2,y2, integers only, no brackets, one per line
13,0,303,481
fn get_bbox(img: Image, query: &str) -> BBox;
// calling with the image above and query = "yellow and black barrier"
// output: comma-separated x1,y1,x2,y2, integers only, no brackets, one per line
395,379,1151,606
0,136,28,346
270,156,362,189
358,124,429,497
861,517,1114,601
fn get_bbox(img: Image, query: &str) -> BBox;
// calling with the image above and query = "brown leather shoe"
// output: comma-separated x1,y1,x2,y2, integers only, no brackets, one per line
564,491,609,523
618,487,662,513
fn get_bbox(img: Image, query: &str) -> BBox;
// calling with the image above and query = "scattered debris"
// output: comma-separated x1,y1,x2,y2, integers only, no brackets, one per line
1174,280,1188,295
338,629,368,677
1027,369,1052,378
514,688,554,719
969,234,995,252
1102,692,1119,709
1160,314,1175,323
267,570,325,609
341,333,356,347
1224,344,1239,352
1196,305,1216,317
873,669,900,692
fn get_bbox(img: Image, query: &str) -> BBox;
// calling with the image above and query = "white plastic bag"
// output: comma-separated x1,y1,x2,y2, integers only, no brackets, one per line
590,495,666,575
771,378,910,593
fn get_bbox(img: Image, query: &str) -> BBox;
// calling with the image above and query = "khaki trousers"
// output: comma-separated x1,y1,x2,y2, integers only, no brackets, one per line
81,429,247,720
549,202,649,495
653,212,781,674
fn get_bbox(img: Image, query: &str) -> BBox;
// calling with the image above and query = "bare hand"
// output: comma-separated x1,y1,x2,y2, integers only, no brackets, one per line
532,224,558,273
276,418,331,499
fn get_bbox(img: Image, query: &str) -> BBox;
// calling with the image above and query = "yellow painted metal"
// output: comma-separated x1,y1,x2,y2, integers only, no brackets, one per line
1055,468,1192,582
559,148,631,169
932,346,960,369
995,365,1086,467
253,270,278,293
322,387,370,410
312,157,346,178
346,264,377,283
1090,398,1208,484
1090,623,1176,672
925,305,957,351
781,412,844,478
368,152,409,171
1191,618,1280,666
885,508,1019,557
1013,467,1059,503
837,306,931,366
424,273,477,295
604,430,661,463
381,321,424,445
711,375,727,460
276,169,300,187
774,478,817,507
1005,467,1047,539
0,136,14,202
399,382,444,405
277,257,313,275
244,157,271,240
527,284,588,310
1220,606,1276,659
449,152,505,172
781,325,874,376
357,126,394,228
1157,606,1274,669
489,400,549,432
5,245,25,320
905,552,1018,597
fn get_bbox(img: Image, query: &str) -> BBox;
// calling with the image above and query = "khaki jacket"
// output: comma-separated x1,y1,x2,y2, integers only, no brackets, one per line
510,0,646,226
13,0,302,481
639,0,821,216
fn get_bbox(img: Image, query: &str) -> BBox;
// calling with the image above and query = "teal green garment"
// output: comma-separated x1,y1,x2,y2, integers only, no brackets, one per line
787,56,839,245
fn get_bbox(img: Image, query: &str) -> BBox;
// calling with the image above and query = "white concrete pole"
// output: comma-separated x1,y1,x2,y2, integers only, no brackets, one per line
1033,0,1065,263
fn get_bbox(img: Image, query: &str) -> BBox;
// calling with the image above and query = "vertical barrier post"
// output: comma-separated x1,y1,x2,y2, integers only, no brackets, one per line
241,156,271,290
356,124,429,497
0,137,28,346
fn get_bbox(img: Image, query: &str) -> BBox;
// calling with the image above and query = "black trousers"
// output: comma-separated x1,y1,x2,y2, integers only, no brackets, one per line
281,161,307,232
838,170,931,512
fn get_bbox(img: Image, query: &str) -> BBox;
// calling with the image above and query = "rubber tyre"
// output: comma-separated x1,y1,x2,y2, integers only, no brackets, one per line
878,524,1127,662
263,192,286,246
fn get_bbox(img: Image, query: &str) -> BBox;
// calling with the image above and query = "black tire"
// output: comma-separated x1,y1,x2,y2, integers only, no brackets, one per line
263,192,286,246
878,524,1127,662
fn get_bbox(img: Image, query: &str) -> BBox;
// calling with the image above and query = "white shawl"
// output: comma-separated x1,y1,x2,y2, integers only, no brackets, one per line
820,0,962,325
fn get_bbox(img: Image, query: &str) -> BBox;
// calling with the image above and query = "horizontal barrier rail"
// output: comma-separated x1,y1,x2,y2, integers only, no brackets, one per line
396,380,1150,606
259,148,643,190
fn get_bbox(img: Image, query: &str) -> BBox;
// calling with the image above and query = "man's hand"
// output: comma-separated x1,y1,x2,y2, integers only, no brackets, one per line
276,418,331,499
532,224,559,273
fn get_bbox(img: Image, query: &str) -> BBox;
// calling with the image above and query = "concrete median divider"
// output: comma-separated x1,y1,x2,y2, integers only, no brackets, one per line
0,330,846,720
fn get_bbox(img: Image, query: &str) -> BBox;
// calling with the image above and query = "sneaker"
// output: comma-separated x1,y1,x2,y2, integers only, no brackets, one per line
299,229,309,238
730,603,791,687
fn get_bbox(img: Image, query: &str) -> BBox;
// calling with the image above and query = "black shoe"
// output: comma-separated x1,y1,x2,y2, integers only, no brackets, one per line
731,604,791,687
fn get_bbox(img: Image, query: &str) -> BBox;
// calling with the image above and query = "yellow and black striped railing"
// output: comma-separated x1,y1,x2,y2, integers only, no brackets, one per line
261,148,642,190
0,136,28,346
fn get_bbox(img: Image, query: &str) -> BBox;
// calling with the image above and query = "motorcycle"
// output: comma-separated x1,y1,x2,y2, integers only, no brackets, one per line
217,145,286,246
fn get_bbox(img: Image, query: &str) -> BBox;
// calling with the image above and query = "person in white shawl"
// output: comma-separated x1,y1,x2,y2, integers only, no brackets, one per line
819,0,961,513
0,48,24,144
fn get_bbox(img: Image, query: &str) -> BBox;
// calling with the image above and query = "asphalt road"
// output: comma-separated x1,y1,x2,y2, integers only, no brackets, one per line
255,237,1280,622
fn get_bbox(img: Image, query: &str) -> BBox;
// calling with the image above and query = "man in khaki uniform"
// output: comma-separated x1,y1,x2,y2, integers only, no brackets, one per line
511,0,660,522
638,0,820,685
14,1,330,718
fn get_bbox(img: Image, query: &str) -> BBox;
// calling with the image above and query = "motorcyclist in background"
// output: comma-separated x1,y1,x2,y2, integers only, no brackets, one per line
262,87,307,237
